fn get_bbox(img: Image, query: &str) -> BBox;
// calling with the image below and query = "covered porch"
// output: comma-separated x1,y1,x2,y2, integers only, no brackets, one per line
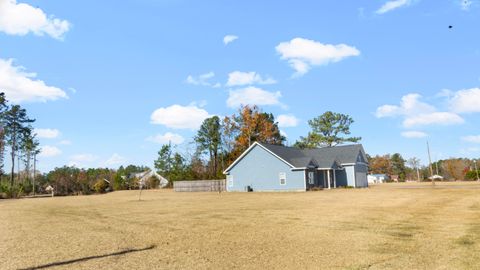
304,167,347,190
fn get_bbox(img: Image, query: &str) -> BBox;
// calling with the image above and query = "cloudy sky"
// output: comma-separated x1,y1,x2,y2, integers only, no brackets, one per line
0,0,479,171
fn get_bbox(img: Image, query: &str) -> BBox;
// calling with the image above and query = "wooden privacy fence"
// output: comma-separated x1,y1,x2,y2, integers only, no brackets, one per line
174,180,226,192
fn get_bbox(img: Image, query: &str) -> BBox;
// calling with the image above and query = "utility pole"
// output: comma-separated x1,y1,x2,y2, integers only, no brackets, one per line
474,159,480,182
427,141,434,186
33,152,36,196
17,154,20,184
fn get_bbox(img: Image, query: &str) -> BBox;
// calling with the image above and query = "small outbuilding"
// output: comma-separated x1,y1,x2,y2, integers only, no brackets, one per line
131,170,169,188
368,174,389,184
223,142,368,192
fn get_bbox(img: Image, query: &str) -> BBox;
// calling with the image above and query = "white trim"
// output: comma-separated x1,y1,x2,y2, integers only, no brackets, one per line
341,162,366,166
323,171,327,188
303,170,307,190
223,142,295,174
353,165,357,188
327,170,331,189
333,169,337,188
353,166,357,188
316,167,345,171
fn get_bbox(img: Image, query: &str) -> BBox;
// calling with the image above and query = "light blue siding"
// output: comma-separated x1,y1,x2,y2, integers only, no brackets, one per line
355,164,369,187
226,144,305,192
344,166,356,187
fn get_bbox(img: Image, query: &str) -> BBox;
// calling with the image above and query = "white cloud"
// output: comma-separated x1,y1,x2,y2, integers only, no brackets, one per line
462,135,480,144
275,38,360,76
0,58,68,103
0,0,70,40
448,88,480,113
227,86,282,108
151,104,211,129
69,154,98,167
226,71,276,86
146,132,185,145
70,154,98,162
375,93,435,118
38,145,61,158
460,147,480,154
461,0,473,11
401,131,428,138
376,93,464,127
223,35,238,45
186,72,214,85
58,140,71,145
104,153,127,167
376,0,412,14
277,114,299,128
403,112,464,127
189,100,207,108
35,128,60,139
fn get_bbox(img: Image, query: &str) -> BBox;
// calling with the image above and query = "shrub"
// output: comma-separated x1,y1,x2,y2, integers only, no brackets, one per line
1,185,24,198
93,179,108,193
147,176,160,189
465,171,480,181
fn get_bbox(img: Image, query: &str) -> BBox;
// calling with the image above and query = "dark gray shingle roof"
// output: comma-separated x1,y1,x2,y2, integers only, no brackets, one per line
259,143,366,169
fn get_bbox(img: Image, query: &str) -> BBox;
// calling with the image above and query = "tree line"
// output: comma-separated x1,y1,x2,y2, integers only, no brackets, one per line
7,100,431,197
3,95,476,199
368,153,480,181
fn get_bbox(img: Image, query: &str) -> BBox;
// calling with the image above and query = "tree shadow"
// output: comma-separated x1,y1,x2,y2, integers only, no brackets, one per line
19,245,156,270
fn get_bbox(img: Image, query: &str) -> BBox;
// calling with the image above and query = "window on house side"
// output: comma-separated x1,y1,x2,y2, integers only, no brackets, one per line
279,172,286,185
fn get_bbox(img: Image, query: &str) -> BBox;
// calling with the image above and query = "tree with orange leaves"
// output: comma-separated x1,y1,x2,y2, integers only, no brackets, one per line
223,105,285,163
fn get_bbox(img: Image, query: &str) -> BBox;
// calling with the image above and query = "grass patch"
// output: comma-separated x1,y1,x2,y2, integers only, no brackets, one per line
456,236,475,246
1,182,480,269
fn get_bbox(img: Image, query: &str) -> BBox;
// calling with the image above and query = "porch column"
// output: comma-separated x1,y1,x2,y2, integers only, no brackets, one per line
323,171,327,188
333,169,337,188
327,170,331,189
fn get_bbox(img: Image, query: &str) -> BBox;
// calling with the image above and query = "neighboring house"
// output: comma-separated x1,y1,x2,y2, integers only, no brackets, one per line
130,170,169,188
368,174,389,184
223,142,369,192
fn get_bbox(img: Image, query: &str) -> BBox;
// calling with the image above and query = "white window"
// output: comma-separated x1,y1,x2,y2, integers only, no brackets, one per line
227,175,234,187
279,172,286,185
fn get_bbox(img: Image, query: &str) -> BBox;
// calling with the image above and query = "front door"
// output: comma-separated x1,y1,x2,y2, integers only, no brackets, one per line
307,170,315,189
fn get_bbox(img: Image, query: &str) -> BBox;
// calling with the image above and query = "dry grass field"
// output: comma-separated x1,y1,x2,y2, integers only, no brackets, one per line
1,182,480,270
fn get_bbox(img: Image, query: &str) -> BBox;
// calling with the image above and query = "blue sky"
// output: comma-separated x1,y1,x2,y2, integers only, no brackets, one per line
0,0,479,172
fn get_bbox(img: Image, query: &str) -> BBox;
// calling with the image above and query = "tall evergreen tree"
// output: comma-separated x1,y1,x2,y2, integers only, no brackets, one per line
3,105,35,188
195,116,222,178
0,93,8,177
295,111,361,148
22,130,40,182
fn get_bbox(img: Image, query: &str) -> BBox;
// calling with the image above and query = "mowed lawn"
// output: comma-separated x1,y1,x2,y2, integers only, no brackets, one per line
1,182,480,270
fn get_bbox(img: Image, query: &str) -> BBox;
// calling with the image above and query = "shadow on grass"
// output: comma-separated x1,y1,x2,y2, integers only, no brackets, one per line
19,245,156,270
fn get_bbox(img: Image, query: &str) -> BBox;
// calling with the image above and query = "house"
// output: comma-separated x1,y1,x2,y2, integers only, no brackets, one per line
223,142,368,192
368,174,389,184
129,170,169,188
